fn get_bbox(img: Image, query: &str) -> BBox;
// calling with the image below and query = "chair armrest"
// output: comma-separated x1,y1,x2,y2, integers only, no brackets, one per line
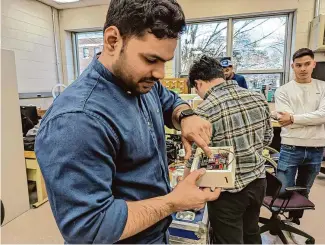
285,186,307,192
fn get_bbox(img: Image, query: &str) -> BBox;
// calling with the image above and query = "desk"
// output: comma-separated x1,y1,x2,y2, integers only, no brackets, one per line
24,151,48,208
272,121,280,128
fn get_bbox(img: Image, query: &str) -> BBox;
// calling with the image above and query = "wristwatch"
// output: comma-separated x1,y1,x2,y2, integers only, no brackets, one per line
179,109,195,124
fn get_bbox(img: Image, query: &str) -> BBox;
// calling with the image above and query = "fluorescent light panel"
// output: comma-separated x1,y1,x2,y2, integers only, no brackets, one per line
53,0,80,3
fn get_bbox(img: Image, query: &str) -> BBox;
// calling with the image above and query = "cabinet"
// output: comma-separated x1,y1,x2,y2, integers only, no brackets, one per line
160,78,189,94
1,49,30,225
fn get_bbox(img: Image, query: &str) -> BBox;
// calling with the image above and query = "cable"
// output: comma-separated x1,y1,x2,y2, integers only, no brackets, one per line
192,148,236,170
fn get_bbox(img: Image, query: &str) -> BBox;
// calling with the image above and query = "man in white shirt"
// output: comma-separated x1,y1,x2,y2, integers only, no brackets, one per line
275,48,325,224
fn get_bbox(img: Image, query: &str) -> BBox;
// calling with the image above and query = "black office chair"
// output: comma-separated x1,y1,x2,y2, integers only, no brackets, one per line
259,166,316,244
1,200,4,225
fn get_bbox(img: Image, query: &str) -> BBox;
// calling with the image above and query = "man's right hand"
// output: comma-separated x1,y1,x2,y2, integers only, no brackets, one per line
166,169,221,212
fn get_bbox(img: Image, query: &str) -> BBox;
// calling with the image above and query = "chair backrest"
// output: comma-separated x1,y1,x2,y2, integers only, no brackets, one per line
265,171,282,201
1,200,4,225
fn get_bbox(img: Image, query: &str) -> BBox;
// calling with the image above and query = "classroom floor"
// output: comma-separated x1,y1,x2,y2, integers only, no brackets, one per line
1,173,325,244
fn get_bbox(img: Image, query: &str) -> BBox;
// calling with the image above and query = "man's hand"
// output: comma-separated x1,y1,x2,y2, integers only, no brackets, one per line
166,169,221,212
278,112,293,127
181,116,212,159
120,169,219,241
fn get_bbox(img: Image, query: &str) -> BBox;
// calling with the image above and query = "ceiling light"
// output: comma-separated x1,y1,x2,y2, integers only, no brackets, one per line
53,0,80,3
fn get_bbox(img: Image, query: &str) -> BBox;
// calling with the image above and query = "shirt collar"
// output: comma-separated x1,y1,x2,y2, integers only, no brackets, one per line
91,53,115,82
204,80,238,100
90,54,134,96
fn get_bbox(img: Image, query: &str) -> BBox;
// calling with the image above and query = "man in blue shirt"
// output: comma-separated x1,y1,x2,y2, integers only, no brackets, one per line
35,0,220,244
220,57,248,89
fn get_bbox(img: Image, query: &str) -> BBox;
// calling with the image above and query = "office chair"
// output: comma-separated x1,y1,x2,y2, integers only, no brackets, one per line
259,162,316,244
1,200,4,225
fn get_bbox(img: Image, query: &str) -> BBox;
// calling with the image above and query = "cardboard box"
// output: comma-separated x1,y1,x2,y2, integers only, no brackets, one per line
190,147,236,188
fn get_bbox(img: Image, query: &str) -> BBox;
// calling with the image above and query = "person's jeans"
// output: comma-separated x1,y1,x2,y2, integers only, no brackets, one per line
276,144,324,219
207,178,266,244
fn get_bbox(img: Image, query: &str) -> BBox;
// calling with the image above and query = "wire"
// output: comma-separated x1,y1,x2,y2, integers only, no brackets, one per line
193,148,235,170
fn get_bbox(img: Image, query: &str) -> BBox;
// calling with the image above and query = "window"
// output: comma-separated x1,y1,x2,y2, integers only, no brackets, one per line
94,46,102,55
83,48,89,58
233,16,287,71
232,16,287,89
242,73,281,90
76,31,103,74
180,21,227,75
177,14,291,89
74,14,292,89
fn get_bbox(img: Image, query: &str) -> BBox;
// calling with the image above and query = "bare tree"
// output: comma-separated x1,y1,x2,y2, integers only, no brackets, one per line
180,17,286,76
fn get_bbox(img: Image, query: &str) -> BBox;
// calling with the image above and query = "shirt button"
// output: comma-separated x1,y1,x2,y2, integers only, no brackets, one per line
148,121,151,126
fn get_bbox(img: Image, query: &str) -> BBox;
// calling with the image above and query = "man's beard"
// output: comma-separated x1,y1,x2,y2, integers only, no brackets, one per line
112,55,157,95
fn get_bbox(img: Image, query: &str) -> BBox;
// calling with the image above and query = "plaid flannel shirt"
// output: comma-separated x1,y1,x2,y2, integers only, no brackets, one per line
186,80,273,192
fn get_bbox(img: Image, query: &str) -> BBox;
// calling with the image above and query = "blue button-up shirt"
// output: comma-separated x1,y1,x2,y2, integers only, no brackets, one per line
233,73,248,89
35,57,187,244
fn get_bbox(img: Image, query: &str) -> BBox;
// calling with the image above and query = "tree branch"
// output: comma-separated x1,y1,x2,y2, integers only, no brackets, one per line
242,23,285,48
233,19,269,38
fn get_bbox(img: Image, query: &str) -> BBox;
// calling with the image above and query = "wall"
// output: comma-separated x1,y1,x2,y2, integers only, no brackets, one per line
58,0,325,83
1,0,60,108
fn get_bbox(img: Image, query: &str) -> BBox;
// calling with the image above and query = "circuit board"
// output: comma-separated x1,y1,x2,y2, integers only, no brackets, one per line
197,152,230,170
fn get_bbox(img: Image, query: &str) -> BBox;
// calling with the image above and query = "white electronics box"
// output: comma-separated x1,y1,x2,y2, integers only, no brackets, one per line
190,146,236,188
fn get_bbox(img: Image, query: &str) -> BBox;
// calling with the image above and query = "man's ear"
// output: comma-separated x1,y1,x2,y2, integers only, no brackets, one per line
195,79,202,89
291,63,294,69
103,26,122,55
312,60,317,69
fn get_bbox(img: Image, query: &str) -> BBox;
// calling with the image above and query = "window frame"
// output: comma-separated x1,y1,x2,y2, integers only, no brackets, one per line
72,11,294,86
82,48,90,59
239,72,283,90
74,31,103,76
176,11,294,85
94,46,101,55
178,19,229,76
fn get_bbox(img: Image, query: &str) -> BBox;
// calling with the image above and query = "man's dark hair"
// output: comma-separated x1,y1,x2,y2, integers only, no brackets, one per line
292,48,314,61
188,55,225,88
103,0,185,39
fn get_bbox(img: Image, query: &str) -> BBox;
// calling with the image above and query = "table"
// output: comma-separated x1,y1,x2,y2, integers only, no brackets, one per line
24,151,48,208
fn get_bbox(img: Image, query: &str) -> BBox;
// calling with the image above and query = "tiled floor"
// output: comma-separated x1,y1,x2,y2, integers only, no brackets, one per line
1,174,325,244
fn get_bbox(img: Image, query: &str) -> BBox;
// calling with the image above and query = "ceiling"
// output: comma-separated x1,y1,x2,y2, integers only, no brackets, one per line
37,0,110,9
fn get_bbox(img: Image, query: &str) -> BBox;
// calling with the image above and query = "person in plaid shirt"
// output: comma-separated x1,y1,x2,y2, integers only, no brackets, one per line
183,55,273,244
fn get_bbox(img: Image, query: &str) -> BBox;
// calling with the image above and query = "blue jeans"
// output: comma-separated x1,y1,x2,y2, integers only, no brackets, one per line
276,144,324,220
277,144,324,198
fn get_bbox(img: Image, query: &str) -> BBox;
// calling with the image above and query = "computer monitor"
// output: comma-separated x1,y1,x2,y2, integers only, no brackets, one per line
312,62,325,81
20,106,39,126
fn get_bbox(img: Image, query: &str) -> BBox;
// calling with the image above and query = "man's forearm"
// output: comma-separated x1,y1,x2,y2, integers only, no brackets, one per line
119,196,175,241
172,104,191,130
293,111,325,126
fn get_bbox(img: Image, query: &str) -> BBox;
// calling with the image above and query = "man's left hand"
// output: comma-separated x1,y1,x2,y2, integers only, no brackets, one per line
278,111,292,127
181,116,212,160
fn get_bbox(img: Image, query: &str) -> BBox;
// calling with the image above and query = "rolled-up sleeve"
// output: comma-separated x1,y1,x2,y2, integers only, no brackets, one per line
156,81,188,128
35,112,127,244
